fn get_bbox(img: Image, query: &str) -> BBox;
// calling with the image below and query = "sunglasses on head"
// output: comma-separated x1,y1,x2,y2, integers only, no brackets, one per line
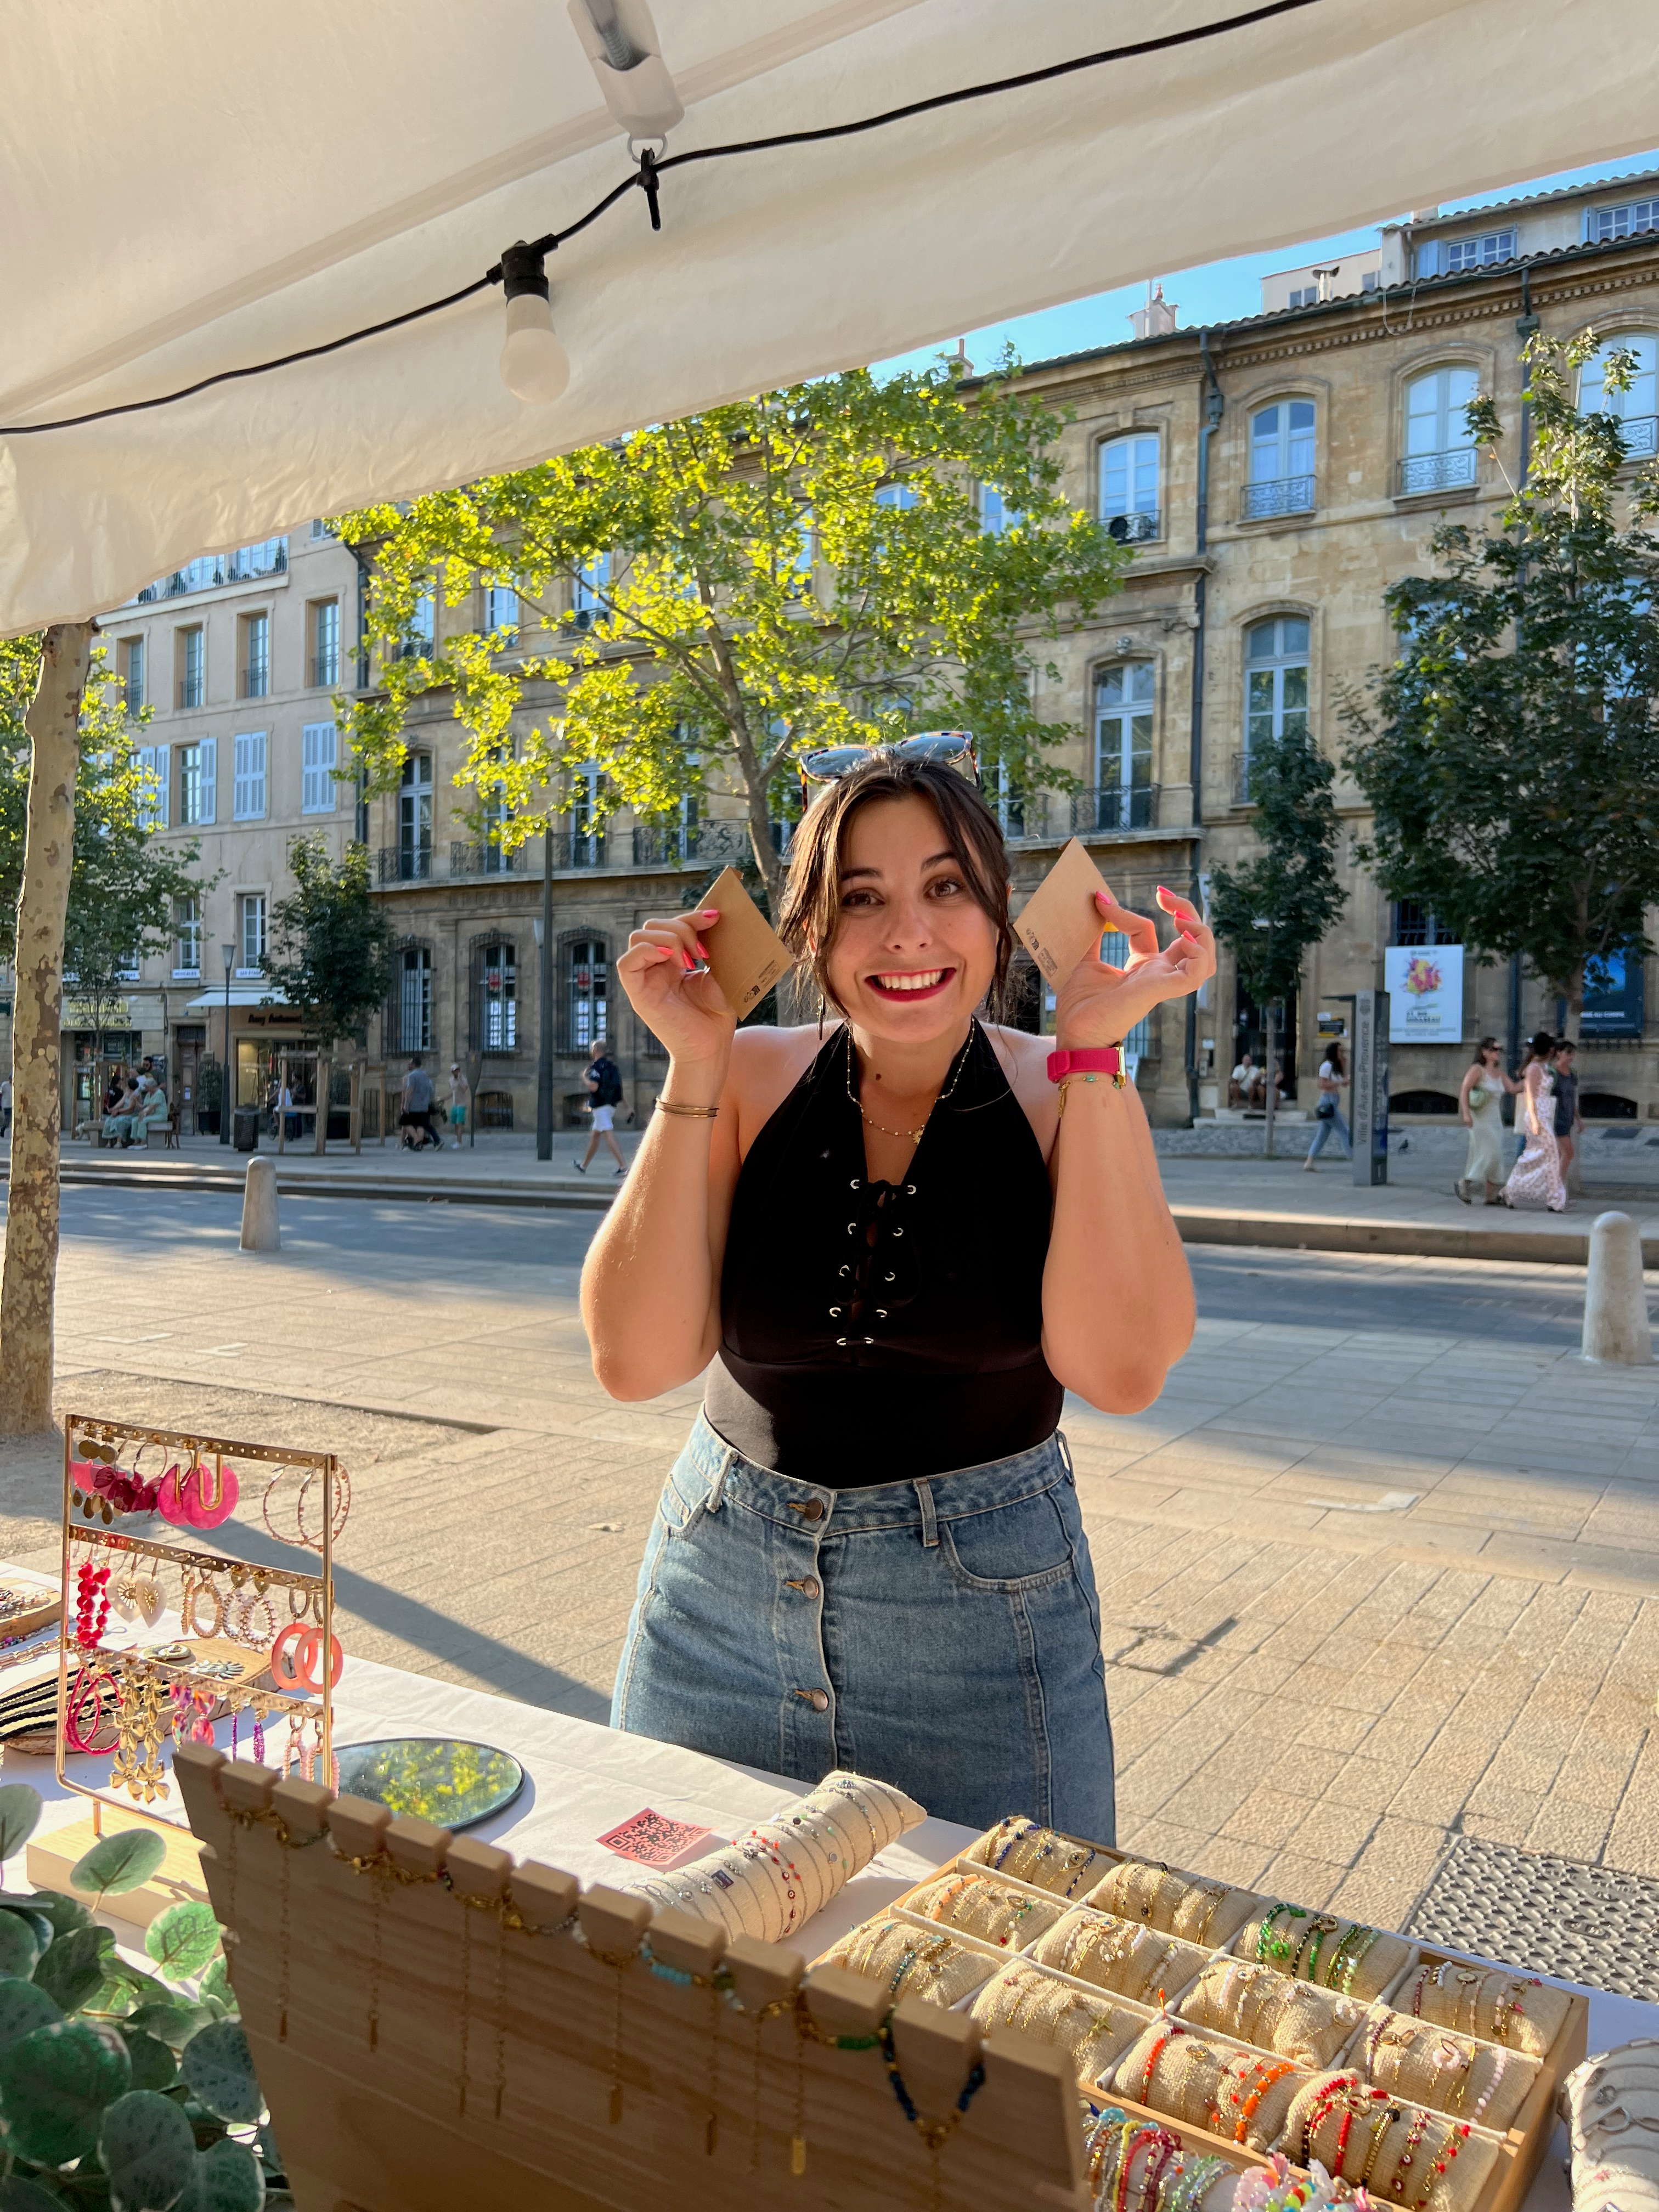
798,731,978,786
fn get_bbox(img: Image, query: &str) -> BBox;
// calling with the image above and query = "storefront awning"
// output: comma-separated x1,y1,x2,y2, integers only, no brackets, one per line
2,0,1652,635
179,987,293,1014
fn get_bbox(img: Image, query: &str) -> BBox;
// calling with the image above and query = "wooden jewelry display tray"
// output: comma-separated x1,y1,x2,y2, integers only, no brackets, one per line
59,1412,346,1838
172,1746,1097,2212
872,1836,1588,2212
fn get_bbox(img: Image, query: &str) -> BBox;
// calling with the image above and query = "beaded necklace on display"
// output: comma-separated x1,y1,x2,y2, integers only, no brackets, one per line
845,1025,973,1147
1230,2057,1297,2145
1469,2047,1510,2124
74,1561,111,1650
1412,2120,1472,2211
1139,2023,1188,2105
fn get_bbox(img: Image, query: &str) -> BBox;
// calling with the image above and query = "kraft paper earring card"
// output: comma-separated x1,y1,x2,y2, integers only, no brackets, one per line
1013,837,1112,987
698,866,794,1017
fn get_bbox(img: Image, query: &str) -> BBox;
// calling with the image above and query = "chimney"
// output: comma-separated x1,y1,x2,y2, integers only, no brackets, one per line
1130,281,1180,341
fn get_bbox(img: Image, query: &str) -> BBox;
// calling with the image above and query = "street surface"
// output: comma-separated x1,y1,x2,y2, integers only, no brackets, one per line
2,1180,1656,1936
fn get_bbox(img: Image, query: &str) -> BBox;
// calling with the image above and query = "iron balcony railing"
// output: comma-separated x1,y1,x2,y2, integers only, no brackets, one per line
1398,448,1478,495
177,675,204,709
1104,510,1160,544
450,840,526,879
136,541,288,601
379,845,434,883
1242,473,1316,521
242,663,269,699
1001,786,1160,843
565,827,606,868
311,653,340,687
1619,414,1659,460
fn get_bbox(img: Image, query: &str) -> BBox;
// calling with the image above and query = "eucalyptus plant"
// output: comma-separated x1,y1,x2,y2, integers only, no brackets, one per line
0,1785,279,2212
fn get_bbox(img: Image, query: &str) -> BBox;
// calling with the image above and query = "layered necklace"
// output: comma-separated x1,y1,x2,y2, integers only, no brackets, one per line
844,1023,975,1146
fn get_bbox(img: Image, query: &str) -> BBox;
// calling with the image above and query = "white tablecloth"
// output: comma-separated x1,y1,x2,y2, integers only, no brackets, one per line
9,1649,1652,2209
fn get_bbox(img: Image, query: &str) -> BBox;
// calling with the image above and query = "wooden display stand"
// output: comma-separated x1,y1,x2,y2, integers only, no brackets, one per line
172,1745,1090,2212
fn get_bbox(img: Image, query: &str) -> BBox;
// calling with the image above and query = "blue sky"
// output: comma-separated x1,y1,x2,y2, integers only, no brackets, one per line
876,151,1659,380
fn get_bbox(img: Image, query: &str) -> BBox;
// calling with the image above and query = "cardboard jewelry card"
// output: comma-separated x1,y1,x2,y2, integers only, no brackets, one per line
1013,837,1112,988
698,866,794,1018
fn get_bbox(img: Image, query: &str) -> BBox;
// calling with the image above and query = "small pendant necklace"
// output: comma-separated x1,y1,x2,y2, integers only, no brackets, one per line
845,1025,974,1146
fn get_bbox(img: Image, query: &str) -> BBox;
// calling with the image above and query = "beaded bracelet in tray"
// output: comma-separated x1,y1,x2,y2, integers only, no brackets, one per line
1080,2092,1273,2212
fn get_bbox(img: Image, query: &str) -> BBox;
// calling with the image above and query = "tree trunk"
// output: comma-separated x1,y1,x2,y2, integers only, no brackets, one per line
314,1053,331,1155
0,623,95,1436
1263,1001,1278,1160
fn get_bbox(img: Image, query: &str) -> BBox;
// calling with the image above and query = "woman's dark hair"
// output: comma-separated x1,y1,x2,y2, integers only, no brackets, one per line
1526,1031,1555,1064
1323,1041,1345,1077
777,755,1013,1017
1474,1035,1501,1063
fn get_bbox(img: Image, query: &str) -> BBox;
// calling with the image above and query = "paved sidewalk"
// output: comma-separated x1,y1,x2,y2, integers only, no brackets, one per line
3,1183,1656,1929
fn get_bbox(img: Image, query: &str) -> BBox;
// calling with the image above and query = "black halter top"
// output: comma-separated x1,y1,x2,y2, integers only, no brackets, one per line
704,1021,1063,1483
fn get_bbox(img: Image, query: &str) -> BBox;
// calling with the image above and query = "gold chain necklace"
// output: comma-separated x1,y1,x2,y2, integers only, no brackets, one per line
844,1026,974,1146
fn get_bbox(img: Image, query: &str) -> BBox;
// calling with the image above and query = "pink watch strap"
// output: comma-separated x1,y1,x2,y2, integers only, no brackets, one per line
1047,1047,1124,1082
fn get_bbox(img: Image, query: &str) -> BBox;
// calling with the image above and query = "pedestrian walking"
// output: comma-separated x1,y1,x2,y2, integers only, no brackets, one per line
1303,1041,1351,1169
586,747,1213,1833
445,1062,471,1149
1551,1037,1582,1184
1503,1031,1566,1211
1455,1037,1519,1205
398,1054,440,1150
574,1037,628,1176
0,1073,10,1139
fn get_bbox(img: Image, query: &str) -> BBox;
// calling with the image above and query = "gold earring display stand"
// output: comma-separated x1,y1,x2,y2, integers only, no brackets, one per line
48,1414,343,1915
172,1745,1088,2212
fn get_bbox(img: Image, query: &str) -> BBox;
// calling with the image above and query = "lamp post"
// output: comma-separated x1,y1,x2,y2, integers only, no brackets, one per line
536,826,554,1161
219,943,234,1144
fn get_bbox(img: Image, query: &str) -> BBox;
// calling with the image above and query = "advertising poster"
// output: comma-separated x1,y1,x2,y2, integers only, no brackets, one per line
1384,945,1464,1043
1578,948,1645,1038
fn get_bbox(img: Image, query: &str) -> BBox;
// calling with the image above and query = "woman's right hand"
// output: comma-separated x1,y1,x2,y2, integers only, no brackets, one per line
616,906,737,1077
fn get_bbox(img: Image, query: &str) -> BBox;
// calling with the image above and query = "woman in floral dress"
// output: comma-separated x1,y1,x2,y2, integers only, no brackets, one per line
1504,1033,1566,1212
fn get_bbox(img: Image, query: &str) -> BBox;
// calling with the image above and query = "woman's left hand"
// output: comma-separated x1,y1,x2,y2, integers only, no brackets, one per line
1053,884,1216,1051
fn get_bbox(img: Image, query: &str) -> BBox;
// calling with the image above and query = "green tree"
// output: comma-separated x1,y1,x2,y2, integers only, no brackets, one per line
1342,329,1659,1023
1208,727,1347,1146
340,360,1129,913
260,836,396,1046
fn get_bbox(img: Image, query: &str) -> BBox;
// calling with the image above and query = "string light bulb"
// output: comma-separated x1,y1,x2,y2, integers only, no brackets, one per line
498,242,569,405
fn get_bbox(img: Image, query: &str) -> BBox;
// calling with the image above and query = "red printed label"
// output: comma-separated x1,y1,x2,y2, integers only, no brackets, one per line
597,1808,716,1868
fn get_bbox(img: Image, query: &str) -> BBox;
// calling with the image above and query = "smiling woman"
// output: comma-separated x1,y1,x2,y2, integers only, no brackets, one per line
580,752,1212,1830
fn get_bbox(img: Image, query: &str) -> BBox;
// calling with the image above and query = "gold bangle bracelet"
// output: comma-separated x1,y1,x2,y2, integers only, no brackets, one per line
656,1100,719,1118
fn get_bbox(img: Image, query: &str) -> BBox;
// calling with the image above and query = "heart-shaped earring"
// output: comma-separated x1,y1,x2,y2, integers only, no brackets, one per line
110,1574,139,1622
135,1575,164,1628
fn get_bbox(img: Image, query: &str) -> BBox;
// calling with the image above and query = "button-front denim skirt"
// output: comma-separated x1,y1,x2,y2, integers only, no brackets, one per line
611,1412,1115,1839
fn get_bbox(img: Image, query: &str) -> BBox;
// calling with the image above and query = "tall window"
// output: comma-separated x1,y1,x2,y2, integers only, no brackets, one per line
136,744,169,829
1578,333,1658,460
1099,435,1160,541
574,553,611,620
979,484,1023,535
566,940,607,1054
478,941,518,1053
301,721,337,814
785,515,815,598
1392,901,1458,946
1245,400,1316,517
233,731,267,821
411,592,435,651
178,738,216,826
399,752,433,878
173,896,201,976
241,612,269,699
570,763,604,866
178,625,204,709
1401,366,1479,492
121,637,145,712
1099,930,1153,1059
312,599,340,686
484,582,520,641
238,893,266,973
1094,664,1155,829
394,945,433,1052
1244,618,1311,772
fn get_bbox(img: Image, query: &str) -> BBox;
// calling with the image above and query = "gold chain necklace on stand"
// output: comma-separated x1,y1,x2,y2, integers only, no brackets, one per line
844,1025,974,1146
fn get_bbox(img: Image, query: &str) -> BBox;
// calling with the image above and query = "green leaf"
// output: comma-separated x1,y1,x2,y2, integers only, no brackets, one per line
0,1978,64,2051
70,1834,166,1905
122,2006,212,2054
7,1895,93,1940
0,1786,43,1862
33,1928,114,2015
0,2019,132,2167
0,2177,70,2211
178,2026,261,2126
0,1911,42,1980
117,2032,176,2095
98,2090,196,2212
143,1909,219,1987
196,1963,233,2012
0,1908,57,1961
173,2140,264,2212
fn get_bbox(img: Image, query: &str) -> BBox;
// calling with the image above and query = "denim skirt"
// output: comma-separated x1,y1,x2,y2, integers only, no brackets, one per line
611,1412,1116,1839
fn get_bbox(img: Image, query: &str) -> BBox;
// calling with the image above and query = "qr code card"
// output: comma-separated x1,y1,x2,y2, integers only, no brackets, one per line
597,1808,718,1869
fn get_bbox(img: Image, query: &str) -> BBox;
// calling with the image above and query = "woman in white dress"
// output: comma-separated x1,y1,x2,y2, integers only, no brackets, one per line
1455,1037,1517,1205
1503,1032,1567,1213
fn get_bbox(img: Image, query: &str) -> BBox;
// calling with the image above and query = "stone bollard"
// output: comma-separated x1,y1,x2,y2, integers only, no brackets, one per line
240,1155,280,1253
1583,1211,1652,1364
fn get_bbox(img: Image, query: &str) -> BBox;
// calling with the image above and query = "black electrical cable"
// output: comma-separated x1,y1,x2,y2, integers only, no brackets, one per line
2,0,1323,437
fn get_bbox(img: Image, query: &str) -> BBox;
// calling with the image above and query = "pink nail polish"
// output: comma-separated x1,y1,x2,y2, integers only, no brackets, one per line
696,939,708,958
681,949,698,972
1181,929,1198,942
699,907,720,920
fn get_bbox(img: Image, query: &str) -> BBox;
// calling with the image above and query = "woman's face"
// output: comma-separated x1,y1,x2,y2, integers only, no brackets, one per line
1482,1047,1500,1067
821,792,999,1043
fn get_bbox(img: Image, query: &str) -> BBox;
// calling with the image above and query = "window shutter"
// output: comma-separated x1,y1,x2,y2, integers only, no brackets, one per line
137,744,170,829
196,736,216,825
302,721,337,814
233,731,267,820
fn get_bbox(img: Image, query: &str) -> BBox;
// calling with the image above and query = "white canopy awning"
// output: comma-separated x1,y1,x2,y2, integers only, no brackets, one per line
2,0,1653,634
180,988,294,1014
